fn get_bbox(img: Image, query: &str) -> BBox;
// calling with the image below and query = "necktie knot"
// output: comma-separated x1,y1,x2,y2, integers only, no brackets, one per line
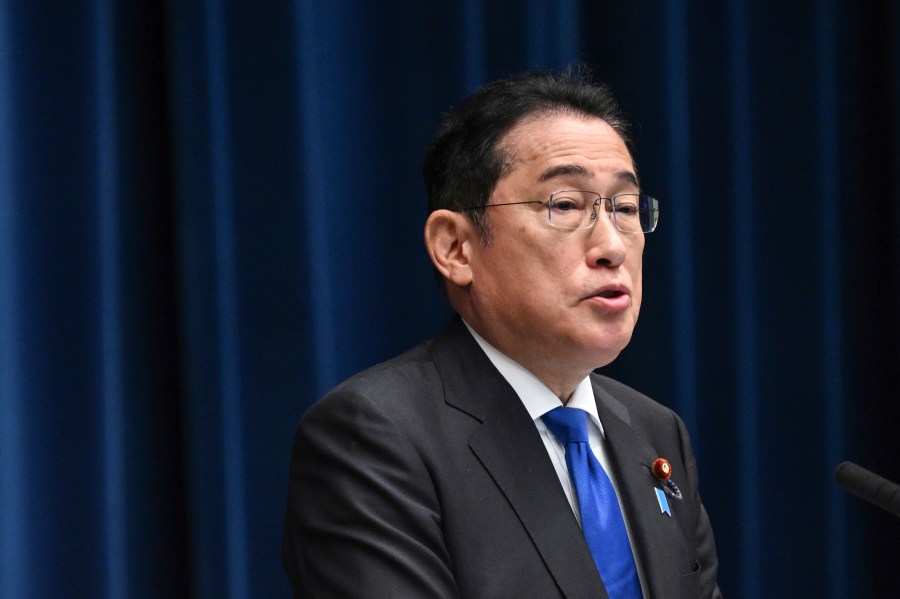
542,406,589,444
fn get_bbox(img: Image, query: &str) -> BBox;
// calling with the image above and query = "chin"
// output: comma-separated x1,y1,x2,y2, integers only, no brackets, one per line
581,334,633,368
593,348,625,369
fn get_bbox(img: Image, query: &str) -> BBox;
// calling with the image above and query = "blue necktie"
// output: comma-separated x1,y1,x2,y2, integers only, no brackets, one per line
542,406,642,599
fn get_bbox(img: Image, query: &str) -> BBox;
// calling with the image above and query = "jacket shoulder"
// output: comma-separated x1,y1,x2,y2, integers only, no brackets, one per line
302,340,444,426
590,373,679,424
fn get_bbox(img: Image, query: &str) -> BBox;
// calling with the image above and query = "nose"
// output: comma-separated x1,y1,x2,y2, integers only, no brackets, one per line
585,208,630,268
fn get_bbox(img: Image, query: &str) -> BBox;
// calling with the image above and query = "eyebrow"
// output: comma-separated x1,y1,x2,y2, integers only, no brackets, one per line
538,164,590,182
538,164,641,188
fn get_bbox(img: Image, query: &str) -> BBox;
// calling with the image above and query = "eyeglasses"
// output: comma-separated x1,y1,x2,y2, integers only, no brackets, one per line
469,190,659,233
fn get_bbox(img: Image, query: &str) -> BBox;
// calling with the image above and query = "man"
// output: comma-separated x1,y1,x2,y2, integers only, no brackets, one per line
282,69,721,598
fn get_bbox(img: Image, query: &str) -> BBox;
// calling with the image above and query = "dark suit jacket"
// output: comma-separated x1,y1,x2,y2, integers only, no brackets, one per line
283,318,722,598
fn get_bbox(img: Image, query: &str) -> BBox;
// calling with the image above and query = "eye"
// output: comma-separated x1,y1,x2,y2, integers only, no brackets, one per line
553,199,579,212
549,195,584,213
613,196,640,215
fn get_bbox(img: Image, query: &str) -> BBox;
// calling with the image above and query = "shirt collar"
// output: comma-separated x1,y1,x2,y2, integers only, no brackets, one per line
463,320,606,438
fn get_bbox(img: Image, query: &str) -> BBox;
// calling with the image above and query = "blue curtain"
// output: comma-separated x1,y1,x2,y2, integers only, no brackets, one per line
1,0,898,597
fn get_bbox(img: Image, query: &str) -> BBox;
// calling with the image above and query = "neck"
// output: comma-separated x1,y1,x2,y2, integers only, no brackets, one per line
523,366,583,404
462,319,588,403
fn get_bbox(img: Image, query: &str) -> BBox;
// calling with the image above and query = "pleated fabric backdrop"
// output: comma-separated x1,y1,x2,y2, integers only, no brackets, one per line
1,0,898,597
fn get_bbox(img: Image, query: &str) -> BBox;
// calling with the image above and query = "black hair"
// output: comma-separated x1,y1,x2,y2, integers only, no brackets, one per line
422,66,631,237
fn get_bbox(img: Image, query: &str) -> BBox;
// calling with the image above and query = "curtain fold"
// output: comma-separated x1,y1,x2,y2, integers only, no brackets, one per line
0,1,897,597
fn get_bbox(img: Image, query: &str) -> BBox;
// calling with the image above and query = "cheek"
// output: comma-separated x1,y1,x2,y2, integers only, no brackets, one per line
476,257,533,306
627,247,644,310
632,280,643,314
632,258,643,291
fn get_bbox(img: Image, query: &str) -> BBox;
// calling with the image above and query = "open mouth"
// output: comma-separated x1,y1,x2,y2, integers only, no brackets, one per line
597,289,626,299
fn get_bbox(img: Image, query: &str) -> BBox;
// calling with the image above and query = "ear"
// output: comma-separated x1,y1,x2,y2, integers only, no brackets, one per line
424,209,475,287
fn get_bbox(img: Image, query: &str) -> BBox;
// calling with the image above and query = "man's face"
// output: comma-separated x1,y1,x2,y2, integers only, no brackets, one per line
467,114,645,379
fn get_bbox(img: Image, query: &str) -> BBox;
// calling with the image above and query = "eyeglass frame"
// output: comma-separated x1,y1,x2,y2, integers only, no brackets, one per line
463,190,659,233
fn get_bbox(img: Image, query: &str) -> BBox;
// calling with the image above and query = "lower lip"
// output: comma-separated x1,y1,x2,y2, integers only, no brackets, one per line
588,294,631,311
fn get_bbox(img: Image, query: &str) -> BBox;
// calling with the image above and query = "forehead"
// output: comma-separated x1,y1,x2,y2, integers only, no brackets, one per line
499,114,636,183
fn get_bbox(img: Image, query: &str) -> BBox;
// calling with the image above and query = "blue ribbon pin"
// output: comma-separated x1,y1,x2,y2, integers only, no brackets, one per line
655,487,672,516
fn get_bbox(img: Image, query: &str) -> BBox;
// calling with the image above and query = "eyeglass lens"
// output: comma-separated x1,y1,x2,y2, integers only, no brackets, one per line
547,191,658,232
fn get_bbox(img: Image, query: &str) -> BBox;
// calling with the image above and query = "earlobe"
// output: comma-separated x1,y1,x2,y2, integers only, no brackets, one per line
424,210,474,287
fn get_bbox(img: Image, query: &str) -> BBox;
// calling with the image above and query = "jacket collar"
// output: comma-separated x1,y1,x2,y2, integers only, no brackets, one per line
428,319,608,598
591,381,688,598
428,318,687,598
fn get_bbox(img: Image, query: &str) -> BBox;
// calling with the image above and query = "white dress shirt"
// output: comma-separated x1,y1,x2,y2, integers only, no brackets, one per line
464,322,649,596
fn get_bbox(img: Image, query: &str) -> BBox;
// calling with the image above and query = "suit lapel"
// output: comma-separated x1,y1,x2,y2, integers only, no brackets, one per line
592,382,687,598
467,415,610,599
429,319,608,599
